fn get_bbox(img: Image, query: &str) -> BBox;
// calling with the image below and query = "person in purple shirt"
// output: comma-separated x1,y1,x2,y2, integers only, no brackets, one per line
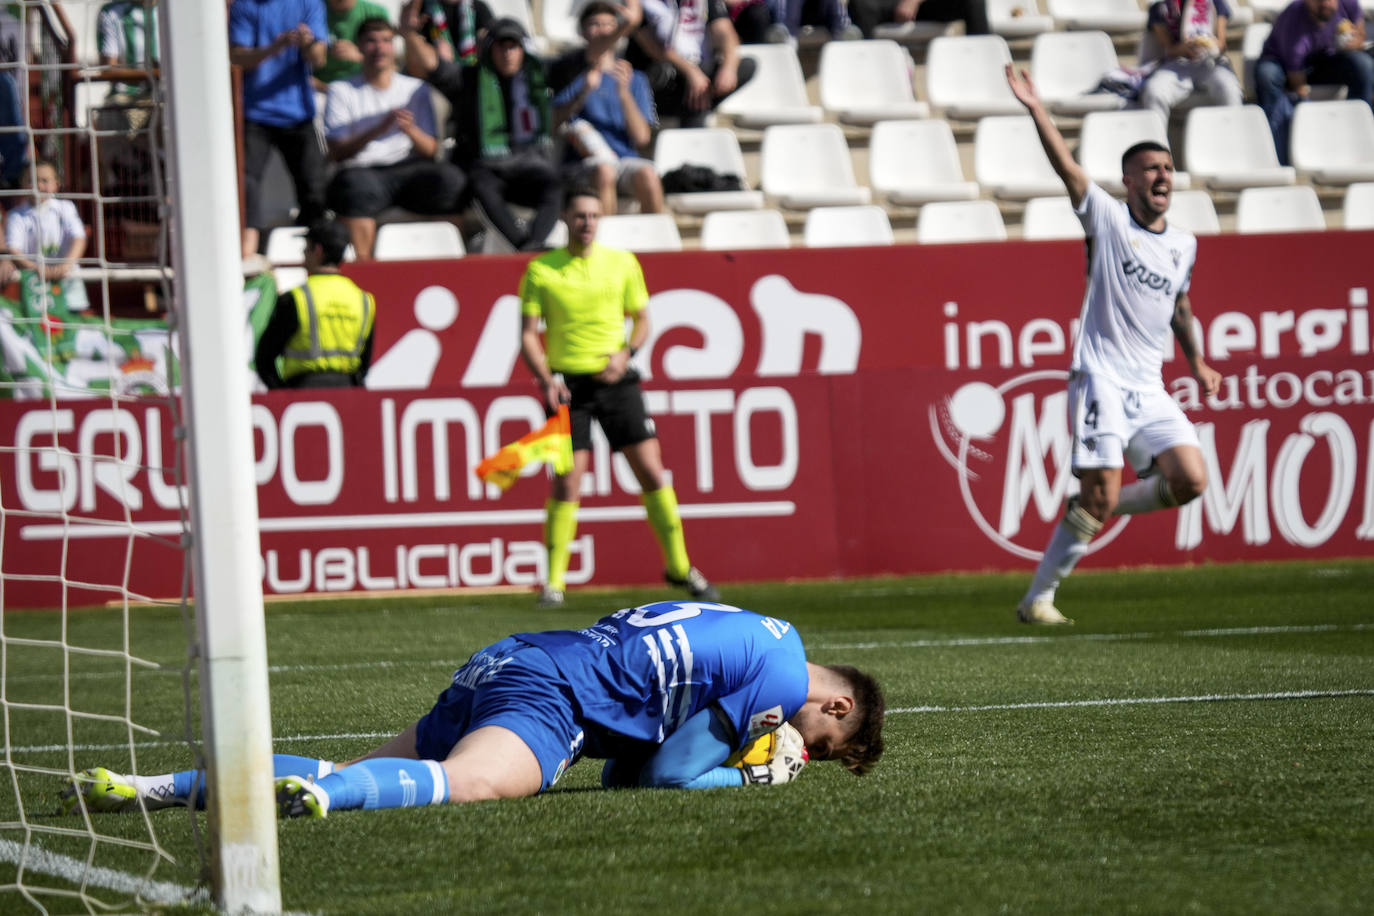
229,0,332,259
1255,0,1372,165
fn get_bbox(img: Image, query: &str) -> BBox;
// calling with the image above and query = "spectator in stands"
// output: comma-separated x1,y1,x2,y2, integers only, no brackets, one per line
627,0,756,128
766,0,861,42
0,66,26,190
5,160,88,304
315,0,393,89
848,0,988,40
255,219,376,389
96,1,159,99
323,18,466,259
1255,0,1372,165
550,0,665,215
401,12,563,251
405,0,495,71
229,0,331,260
1136,0,1242,123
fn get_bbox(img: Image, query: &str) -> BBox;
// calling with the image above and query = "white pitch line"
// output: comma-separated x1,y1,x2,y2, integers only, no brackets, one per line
813,622,1374,651
8,623,1372,688
0,838,204,907
889,688,1374,714
9,732,395,756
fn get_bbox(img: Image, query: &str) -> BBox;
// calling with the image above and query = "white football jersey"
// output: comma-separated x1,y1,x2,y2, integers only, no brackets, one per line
1072,183,1197,389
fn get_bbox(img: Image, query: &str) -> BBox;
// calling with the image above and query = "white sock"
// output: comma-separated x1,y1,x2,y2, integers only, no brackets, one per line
1022,503,1103,604
1114,476,1177,516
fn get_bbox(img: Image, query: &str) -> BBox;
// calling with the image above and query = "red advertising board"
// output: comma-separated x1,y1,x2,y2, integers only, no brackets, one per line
3,232,1372,607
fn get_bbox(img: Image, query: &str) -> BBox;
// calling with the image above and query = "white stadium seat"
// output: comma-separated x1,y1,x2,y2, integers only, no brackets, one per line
374,221,465,260
654,128,765,213
699,209,791,249
925,35,1022,120
540,0,582,49
915,200,1008,243
803,205,894,247
869,119,980,205
272,266,307,295
74,79,113,130
760,123,872,209
1235,185,1326,233
593,213,684,251
265,226,308,265
974,115,1066,200
1030,31,1126,116
1246,0,1290,19
988,0,1054,38
817,40,929,125
1078,109,1192,194
1227,0,1255,27
1047,0,1148,32
716,44,823,129
1164,190,1222,235
1021,196,1084,240
1290,100,1374,185
1342,182,1374,229
1183,105,1296,190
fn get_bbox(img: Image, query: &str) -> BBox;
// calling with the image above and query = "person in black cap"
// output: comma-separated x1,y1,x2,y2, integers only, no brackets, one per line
255,219,377,390
401,4,562,250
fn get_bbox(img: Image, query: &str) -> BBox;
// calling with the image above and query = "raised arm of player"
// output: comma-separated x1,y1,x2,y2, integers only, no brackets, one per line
1171,291,1221,397
1005,64,1089,208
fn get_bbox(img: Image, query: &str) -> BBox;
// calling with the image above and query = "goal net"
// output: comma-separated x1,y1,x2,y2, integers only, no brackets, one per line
0,3,279,912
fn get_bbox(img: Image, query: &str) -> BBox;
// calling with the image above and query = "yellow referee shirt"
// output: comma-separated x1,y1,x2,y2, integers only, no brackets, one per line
518,242,649,375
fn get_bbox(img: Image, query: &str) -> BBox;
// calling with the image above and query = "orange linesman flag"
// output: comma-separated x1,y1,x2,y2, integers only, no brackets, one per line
474,405,574,492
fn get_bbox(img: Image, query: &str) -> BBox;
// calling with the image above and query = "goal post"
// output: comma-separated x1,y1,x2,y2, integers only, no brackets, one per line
161,3,280,913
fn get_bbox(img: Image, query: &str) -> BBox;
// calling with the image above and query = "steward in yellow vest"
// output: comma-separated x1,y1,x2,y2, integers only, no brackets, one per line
255,219,377,389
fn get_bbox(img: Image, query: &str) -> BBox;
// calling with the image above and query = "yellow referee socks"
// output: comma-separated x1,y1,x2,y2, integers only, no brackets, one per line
544,499,579,591
642,485,690,581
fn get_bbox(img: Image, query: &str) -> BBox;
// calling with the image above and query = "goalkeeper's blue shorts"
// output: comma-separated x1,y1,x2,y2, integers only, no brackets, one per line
415,637,586,790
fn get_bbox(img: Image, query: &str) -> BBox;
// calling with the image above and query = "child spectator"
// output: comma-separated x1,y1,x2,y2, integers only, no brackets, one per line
5,161,89,308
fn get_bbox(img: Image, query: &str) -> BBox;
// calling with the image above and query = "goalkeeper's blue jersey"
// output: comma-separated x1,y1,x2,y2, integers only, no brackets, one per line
514,601,808,753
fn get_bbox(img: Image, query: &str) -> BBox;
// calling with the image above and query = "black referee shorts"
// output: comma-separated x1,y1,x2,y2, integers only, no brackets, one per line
561,370,657,452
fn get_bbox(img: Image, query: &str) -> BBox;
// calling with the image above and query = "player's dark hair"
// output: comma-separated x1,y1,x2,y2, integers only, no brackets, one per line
306,219,351,266
1121,140,1170,173
563,184,601,210
356,17,394,40
826,664,885,776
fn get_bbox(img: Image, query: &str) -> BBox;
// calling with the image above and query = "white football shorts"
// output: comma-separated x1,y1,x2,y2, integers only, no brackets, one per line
1067,369,1200,476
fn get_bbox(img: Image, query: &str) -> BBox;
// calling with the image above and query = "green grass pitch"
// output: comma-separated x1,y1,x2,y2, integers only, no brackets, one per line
2,559,1372,914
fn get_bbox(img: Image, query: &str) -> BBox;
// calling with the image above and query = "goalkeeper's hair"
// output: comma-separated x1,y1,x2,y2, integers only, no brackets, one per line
826,664,885,776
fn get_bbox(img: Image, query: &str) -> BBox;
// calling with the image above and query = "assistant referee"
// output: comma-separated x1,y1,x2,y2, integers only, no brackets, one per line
518,187,717,607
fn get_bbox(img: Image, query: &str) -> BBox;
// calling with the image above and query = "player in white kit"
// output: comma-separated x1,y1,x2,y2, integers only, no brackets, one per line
1005,64,1222,624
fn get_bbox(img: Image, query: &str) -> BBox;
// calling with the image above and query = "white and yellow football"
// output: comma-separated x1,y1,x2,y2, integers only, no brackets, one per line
725,723,809,768
725,730,781,768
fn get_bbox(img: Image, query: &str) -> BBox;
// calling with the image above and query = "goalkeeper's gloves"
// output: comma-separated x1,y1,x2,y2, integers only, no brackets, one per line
739,723,808,786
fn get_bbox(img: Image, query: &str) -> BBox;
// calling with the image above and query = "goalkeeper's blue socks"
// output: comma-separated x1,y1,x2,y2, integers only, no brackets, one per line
161,754,335,809
312,758,450,811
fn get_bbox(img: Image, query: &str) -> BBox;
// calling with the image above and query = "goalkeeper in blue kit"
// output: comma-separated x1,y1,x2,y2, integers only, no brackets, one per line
62,602,885,819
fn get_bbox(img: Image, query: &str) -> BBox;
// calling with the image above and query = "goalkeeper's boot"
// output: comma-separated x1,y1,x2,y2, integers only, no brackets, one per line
275,776,330,819
666,567,719,602
60,767,139,814
1016,596,1073,625
535,586,565,608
